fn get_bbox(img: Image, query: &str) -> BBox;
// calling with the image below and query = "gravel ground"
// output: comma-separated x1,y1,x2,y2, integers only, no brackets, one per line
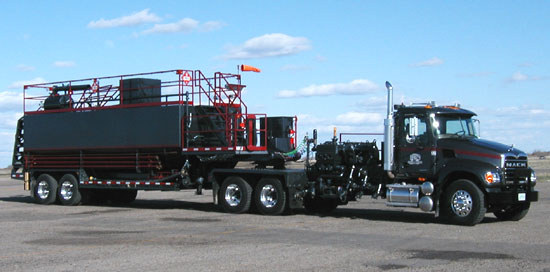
0,175,548,272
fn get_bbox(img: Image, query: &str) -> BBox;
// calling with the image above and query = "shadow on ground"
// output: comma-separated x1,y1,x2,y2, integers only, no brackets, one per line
0,194,500,225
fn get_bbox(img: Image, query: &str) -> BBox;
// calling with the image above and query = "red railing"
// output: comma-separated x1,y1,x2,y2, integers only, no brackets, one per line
23,69,268,152
23,69,247,114
182,113,267,151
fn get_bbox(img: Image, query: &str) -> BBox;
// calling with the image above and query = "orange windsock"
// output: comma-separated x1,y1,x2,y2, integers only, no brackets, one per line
241,64,261,73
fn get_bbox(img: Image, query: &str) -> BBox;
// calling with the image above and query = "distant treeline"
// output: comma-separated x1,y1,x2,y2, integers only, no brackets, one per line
531,150,550,157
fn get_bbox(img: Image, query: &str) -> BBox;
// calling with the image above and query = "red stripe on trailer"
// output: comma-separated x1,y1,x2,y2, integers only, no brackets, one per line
80,180,175,186
182,146,246,152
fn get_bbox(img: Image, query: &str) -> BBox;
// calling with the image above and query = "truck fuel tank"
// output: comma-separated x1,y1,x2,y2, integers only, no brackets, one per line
386,183,434,212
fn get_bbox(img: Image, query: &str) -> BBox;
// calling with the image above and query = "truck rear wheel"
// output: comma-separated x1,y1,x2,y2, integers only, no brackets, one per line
254,178,287,215
32,174,58,205
441,179,486,226
303,197,338,214
494,203,530,221
219,176,252,214
57,174,82,206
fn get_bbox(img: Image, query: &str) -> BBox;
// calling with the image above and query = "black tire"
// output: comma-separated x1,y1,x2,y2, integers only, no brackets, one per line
254,178,287,215
57,174,82,206
219,176,252,214
110,190,138,204
440,179,486,226
32,174,58,205
494,203,530,221
303,197,338,214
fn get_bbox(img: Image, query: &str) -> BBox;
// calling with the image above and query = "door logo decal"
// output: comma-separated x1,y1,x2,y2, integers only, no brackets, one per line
408,153,423,165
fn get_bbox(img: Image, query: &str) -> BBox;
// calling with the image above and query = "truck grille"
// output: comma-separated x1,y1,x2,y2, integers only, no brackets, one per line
503,156,528,185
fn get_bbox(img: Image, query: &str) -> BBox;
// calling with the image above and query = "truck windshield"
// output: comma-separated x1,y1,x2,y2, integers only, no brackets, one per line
433,115,478,138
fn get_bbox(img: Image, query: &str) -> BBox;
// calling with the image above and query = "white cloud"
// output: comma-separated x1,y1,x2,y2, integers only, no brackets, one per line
336,112,383,125
506,71,549,82
277,79,378,98
87,9,161,28
53,61,75,68
469,105,550,153
0,112,21,130
199,21,225,32
143,18,198,34
0,92,23,111
141,18,224,35
222,33,311,59
410,57,444,67
9,77,46,89
15,64,35,72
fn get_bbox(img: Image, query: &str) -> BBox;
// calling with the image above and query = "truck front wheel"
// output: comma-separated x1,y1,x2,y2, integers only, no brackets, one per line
440,179,486,226
494,203,530,221
57,174,82,206
219,176,252,214
32,174,58,205
254,178,287,215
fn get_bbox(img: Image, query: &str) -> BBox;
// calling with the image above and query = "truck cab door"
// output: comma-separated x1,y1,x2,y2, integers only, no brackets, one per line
395,114,434,178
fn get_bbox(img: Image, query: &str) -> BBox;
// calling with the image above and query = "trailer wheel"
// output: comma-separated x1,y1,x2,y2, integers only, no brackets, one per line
303,197,338,214
254,178,286,215
440,179,486,226
494,203,530,221
57,174,82,206
32,174,58,205
219,176,252,214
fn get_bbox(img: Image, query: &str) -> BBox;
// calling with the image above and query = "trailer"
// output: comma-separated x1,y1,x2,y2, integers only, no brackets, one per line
12,70,538,225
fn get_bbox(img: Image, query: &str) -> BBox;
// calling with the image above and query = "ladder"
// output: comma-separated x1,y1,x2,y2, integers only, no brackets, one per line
11,117,24,178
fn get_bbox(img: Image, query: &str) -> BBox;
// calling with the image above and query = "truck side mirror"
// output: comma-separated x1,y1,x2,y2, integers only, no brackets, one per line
313,129,317,146
406,117,419,144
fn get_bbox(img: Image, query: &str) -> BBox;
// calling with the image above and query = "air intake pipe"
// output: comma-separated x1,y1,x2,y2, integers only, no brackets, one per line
383,81,394,173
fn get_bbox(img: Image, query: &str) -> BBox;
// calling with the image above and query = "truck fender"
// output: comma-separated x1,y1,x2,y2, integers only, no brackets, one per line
436,159,497,197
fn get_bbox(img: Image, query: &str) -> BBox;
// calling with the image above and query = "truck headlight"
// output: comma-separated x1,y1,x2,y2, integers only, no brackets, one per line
485,171,501,184
531,170,537,183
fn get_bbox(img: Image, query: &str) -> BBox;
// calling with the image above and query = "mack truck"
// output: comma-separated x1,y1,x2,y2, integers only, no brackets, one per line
11,69,538,226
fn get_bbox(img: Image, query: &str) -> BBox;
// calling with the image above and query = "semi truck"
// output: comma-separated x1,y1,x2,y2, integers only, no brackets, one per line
11,69,538,225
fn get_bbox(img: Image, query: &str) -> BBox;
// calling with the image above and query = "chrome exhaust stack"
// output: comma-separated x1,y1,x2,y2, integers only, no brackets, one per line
383,81,394,172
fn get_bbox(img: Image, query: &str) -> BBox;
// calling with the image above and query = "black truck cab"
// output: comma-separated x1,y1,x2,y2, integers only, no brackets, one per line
392,103,538,224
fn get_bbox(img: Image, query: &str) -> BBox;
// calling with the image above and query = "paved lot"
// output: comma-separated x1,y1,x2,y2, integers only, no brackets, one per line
0,174,548,272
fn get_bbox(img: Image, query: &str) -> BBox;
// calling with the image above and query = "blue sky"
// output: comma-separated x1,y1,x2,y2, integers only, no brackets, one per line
1,1,549,167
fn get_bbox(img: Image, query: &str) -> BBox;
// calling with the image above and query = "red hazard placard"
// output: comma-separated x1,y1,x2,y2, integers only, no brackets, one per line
181,71,192,85
91,79,99,93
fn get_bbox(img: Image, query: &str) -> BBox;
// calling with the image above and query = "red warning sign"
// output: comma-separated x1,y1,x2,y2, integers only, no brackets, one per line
181,71,192,85
91,79,99,93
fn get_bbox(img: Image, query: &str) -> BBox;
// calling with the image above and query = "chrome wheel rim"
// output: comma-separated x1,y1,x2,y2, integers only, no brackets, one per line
59,181,74,200
36,181,50,199
224,184,241,207
259,185,278,208
451,190,473,217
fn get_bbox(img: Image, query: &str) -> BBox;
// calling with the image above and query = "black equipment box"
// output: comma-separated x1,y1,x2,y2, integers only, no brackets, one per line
260,117,294,153
120,78,161,104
